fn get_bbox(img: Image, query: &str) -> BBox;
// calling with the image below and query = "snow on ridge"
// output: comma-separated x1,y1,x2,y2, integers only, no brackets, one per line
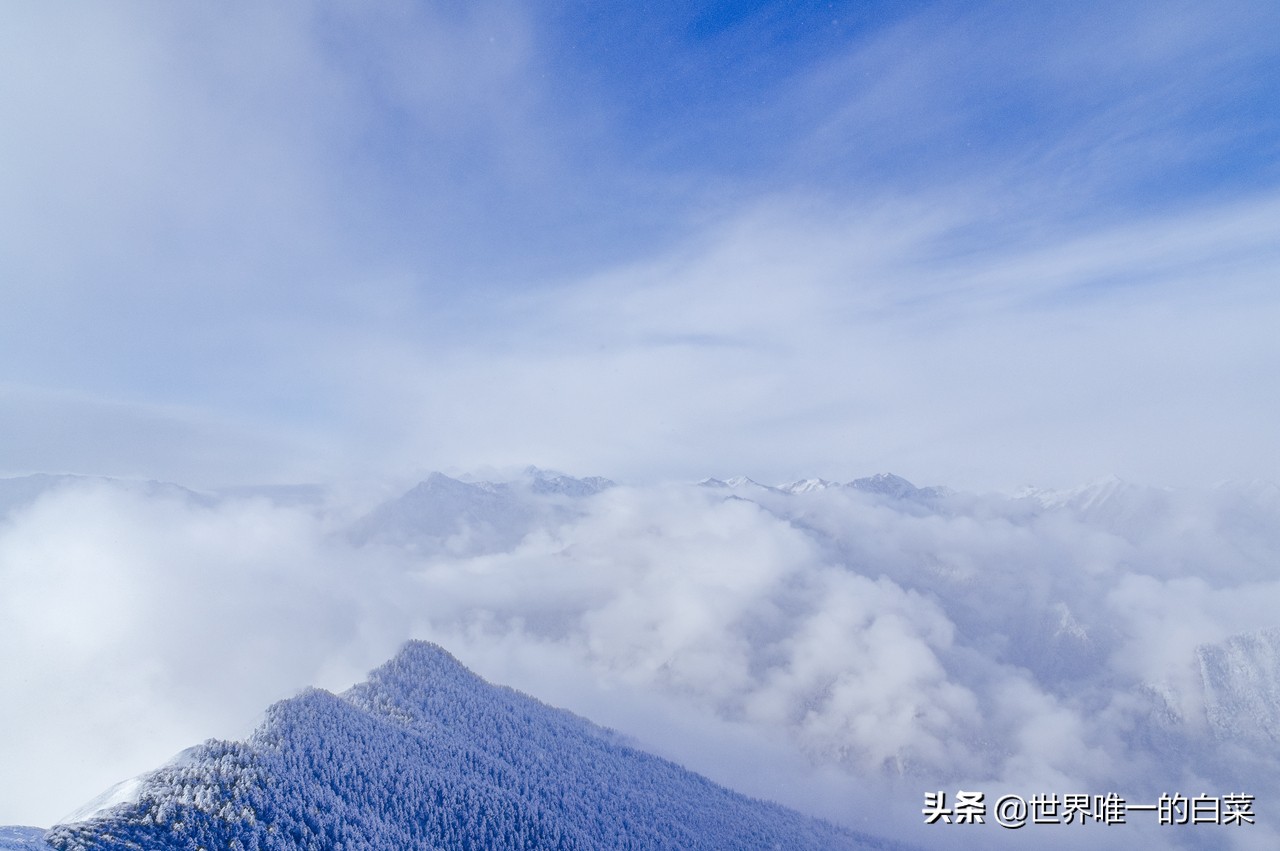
723,475,777,491
699,473,945,500
845,473,919,498
0,826,50,851
45,641,889,851
1020,474,1136,511
780,478,838,494
56,777,143,825
1198,626,1280,743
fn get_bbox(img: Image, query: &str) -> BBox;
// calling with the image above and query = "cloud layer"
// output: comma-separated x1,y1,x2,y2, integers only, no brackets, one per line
3,473,1278,849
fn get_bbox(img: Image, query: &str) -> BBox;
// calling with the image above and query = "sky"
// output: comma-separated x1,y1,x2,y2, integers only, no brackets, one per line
2,0,1280,492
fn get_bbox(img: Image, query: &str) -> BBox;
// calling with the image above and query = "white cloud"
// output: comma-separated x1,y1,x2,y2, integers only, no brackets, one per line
3,473,1280,851
0,480,408,824
313,181,1280,492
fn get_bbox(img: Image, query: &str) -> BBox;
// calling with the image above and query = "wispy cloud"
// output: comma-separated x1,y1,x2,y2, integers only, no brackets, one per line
2,1,1277,488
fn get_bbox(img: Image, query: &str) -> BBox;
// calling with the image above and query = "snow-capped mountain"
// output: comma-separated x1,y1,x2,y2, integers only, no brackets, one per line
780,477,839,494
1016,475,1177,535
700,473,947,500
41,642,904,851
721,475,778,492
526,469,614,498
1198,626,1280,743
0,827,48,851
347,469,613,555
846,472,920,498
347,471,535,552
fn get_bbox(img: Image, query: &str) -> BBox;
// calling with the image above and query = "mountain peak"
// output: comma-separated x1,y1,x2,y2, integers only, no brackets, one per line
419,471,473,490
723,475,777,491
780,477,838,494
846,473,918,498
377,639,471,681
45,642,891,851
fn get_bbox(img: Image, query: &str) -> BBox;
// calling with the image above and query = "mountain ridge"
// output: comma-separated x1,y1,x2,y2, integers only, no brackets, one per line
41,641,907,851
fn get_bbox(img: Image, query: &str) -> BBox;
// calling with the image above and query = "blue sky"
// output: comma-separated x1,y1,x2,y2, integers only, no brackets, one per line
2,0,1278,490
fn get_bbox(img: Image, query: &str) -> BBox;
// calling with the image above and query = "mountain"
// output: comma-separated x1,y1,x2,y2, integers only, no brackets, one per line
347,472,534,552
1014,475,1184,538
1198,626,1280,743
43,642,903,851
846,473,919,499
779,478,838,494
844,473,952,501
700,473,946,500
0,827,48,851
0,474,84,517
0,474,213,519
347,469,613,555
526,470,613,498
721,475,779,492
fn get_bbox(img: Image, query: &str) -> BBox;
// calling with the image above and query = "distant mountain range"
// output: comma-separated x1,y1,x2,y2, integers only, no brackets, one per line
698,472,951,500
25,642,907,851
8,466,1272,530
0,473,213,518
347,468,615,555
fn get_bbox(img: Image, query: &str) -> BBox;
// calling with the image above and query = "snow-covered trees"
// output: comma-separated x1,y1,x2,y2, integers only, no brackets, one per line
46,642,898,851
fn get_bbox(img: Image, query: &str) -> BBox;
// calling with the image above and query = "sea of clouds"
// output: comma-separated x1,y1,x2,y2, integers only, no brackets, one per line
2,473,1278,849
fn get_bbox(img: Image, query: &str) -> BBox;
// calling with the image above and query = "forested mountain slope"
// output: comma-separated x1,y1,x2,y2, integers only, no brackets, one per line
45,642,904,851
